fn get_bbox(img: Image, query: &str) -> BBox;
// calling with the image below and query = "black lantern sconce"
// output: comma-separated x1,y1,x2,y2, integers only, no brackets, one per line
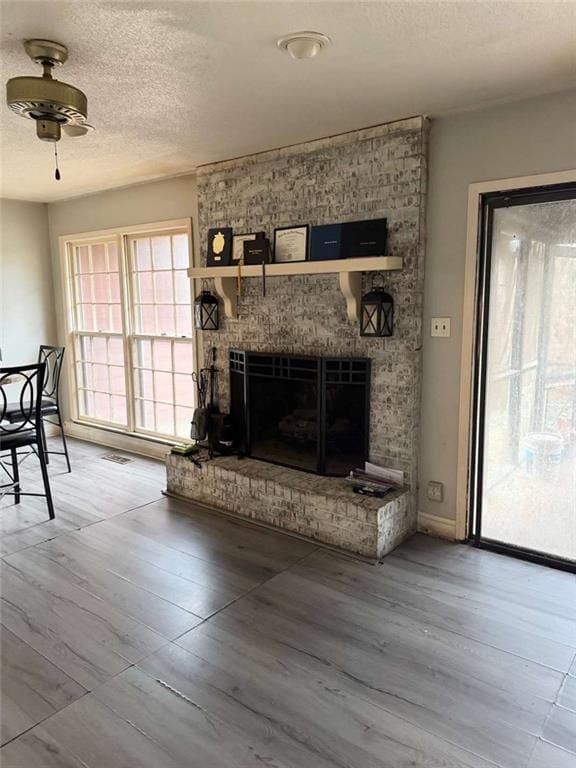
194,282,219,331
360,274,394,337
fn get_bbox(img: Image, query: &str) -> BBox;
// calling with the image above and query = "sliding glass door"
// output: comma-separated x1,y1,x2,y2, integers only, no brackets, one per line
471,184,576,567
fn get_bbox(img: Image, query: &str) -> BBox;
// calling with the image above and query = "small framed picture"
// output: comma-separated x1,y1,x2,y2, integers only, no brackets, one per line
273,225,309,263
207,227,232,267
232,232,265,265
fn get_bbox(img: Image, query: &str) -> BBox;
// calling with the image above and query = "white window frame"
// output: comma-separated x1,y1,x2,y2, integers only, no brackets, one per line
59,218,198,448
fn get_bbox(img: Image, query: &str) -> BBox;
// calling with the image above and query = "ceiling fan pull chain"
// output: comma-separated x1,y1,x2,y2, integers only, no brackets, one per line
54,143,61,181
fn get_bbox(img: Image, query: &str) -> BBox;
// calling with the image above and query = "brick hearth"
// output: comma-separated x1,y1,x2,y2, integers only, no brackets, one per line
166,454,415,560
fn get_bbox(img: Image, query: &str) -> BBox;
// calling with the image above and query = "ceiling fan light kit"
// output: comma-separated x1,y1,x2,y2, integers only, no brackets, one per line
277,31,331,60
5,38,92,178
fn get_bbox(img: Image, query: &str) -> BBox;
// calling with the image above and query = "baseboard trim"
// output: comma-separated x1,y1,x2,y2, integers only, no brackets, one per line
418,512,457,540
64,421,171,461
43,423,61,438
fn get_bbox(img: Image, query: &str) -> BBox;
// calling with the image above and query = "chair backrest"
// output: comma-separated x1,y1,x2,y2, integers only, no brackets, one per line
0,363,46,437
38,345,65,401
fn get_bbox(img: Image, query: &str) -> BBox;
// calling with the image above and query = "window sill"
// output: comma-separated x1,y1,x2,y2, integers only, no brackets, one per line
65,419,178,460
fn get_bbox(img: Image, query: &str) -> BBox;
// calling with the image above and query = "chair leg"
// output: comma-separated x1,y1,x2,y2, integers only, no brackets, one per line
56,408,72,473
40,419,49,464
10,448,20,505
37,444,55,520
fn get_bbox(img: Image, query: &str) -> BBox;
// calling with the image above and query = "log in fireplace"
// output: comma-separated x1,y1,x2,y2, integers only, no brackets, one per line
229,350,370,476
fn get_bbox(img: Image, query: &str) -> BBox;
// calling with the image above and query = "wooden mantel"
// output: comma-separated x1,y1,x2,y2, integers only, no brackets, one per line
188,256,403,321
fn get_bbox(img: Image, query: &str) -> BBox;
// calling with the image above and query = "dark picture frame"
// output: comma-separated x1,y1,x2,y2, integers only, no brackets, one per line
273,224,309,263
231,232,265,265
207,227,232,267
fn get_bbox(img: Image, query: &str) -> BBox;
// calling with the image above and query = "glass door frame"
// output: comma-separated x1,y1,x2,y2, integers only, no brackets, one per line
469,181,576,573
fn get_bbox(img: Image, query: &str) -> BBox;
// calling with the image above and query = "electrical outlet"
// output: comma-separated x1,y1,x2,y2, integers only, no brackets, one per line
431,317,451,337
427,481,444,502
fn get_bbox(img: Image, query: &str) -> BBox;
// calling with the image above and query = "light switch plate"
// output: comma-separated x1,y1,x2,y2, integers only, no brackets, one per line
427,481,444,502
431,317,451,337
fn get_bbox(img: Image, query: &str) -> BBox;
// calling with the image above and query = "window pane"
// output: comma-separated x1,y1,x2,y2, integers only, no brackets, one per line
94,392,111,421
155,271,174,304
134,238,151,271
110,275,121,303
92,337,107,363
109,366,126,395
157,305,175,336
93,364,109,390
94,304,110,331
174,343,193,374
135,369,154,399
154,371,172,402
174,373,193,406
79,304,94,331
155,402,174,435
77,275,93,303
175,406,194,438
76,362,93,390
174,272,190,304
72,242,122,334
79,389,94,418
153,339,172,370
73,333,127,427
111,395,127,424
136,272,154,304
173,234,189,269
152,236,172,270
109,337,124,365
175,305,192,337
92,244,107,273
108,242,119,272
93,273,108,302
78,336,91,361
110,304,122,332
134,339,152,368
76,246,90,273
137,399,155,431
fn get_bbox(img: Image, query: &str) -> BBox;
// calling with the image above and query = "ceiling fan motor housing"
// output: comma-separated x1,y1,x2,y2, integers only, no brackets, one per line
7,75,88,141
5,39,89,142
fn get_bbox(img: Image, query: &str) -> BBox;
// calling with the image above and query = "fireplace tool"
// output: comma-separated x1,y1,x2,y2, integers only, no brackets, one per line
190,348,233,460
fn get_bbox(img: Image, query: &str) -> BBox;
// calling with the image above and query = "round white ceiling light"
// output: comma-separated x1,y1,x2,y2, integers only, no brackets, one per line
277,31,331,60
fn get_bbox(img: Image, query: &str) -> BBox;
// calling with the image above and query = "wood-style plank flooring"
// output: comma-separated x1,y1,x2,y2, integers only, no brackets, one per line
1,439,575,767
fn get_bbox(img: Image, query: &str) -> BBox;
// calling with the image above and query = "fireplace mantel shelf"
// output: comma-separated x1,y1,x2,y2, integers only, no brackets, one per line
188,256,403,321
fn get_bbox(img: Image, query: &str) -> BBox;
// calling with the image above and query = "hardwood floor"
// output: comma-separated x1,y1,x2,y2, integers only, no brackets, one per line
1,439,575,767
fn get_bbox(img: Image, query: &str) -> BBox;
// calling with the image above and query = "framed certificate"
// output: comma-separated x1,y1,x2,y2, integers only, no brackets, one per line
273,225,309,263
232,232,265,265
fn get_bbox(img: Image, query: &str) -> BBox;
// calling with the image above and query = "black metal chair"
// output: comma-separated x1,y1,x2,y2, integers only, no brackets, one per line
0,362,55,519
4,346,71,473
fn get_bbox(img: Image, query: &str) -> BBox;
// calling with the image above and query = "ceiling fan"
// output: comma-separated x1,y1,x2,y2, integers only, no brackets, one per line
5,39,93,179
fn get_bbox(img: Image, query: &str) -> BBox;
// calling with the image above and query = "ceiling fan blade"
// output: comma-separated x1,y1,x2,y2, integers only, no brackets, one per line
63,123,94,138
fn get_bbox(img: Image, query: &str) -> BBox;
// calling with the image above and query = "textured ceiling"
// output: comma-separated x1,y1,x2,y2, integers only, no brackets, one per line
1,1,575,202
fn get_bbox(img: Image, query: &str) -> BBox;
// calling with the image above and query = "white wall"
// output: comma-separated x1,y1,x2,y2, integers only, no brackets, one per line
0,199,56,362
420,88,576,525
48,174,198,255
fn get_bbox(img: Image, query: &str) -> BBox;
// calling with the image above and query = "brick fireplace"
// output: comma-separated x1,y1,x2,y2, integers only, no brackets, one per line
166,115,427,558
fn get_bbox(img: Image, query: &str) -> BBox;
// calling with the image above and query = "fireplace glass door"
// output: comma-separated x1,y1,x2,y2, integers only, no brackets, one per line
248,356,320,472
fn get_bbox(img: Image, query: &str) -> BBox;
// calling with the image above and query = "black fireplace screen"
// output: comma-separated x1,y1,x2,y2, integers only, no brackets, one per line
230,350,370,476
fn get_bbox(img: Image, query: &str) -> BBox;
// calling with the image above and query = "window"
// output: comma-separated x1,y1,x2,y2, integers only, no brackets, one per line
128,232,195,438
64,221,195,441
